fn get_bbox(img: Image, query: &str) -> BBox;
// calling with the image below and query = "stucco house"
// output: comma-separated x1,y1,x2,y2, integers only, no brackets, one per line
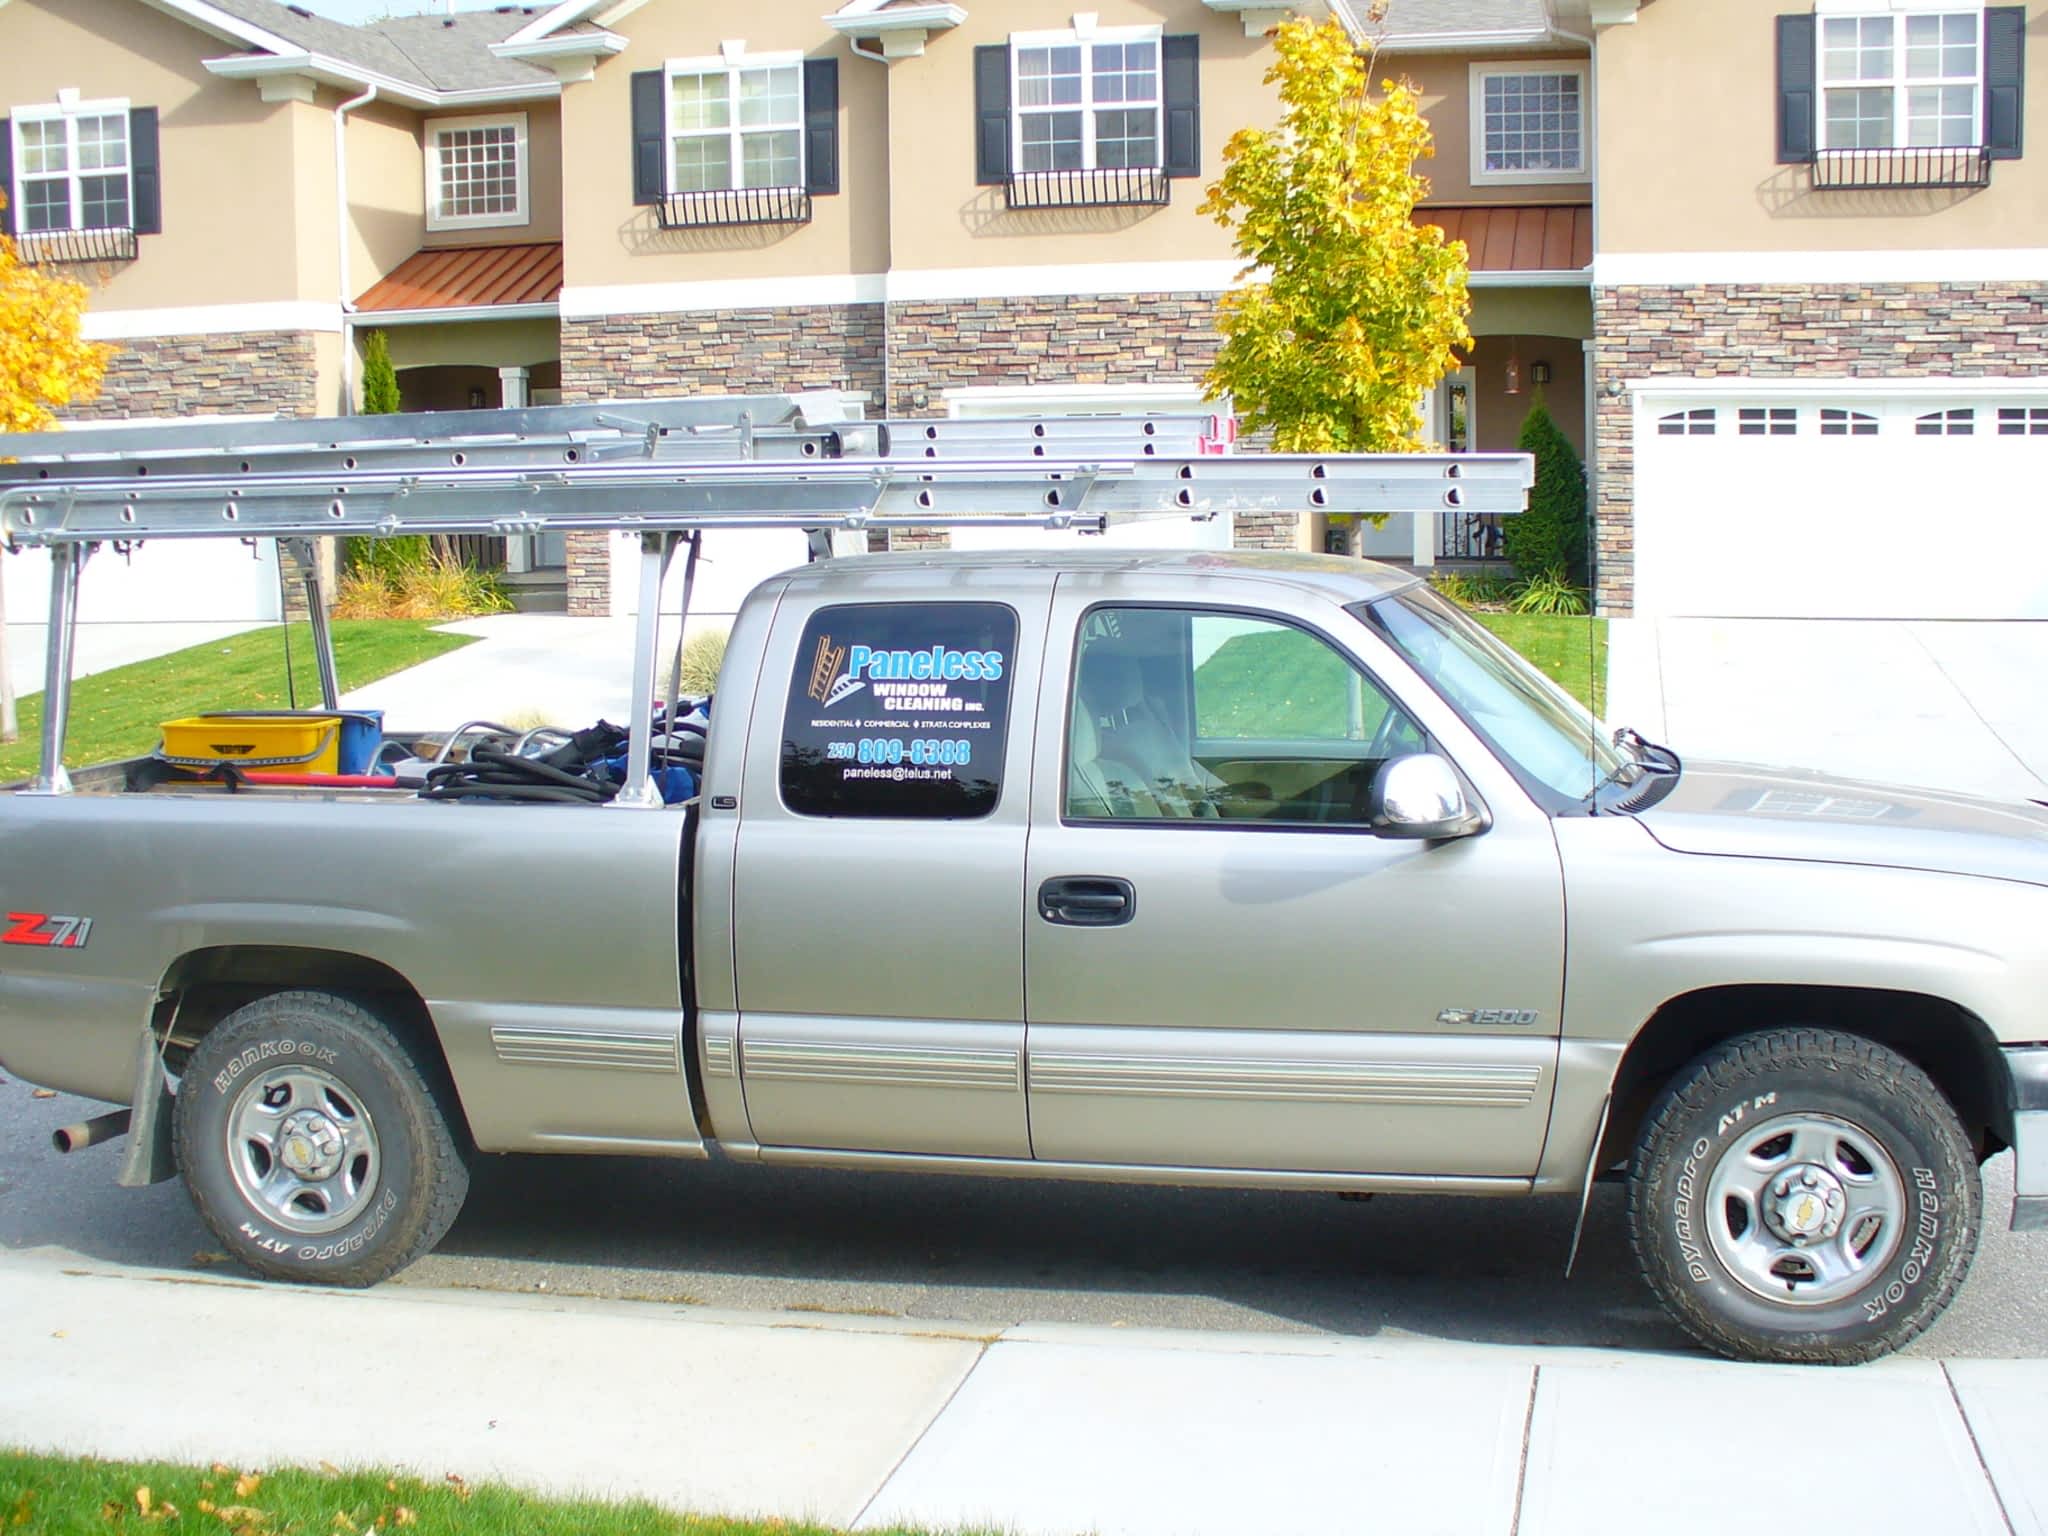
2,0,2041,624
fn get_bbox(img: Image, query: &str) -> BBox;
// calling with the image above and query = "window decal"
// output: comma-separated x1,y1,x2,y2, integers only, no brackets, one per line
781,603,1017,819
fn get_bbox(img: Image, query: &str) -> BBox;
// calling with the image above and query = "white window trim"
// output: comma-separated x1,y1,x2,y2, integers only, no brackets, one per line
1010,24,1163,176
1467,61,1591,186
662,50,807,196
10,94,133,238
425,111,529,233
1816,9,1983,153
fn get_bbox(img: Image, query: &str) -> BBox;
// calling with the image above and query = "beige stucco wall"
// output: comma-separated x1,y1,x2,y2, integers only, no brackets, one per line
884,0,1261,273
341,98,423,299
1394,48,1591,206
0,0,308,309
379,317,562,370
562,12,888,288
1597,0,2048,253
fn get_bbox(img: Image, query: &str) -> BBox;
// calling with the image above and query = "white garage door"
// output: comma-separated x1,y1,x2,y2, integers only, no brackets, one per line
1632,393,2048,619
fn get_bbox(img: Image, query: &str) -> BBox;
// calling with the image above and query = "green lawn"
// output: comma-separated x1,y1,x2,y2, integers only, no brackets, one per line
1475,613,1608,716
0,1450,994,1536
0,621,474,783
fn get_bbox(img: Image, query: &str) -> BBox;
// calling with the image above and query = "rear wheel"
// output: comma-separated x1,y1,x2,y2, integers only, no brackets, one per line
173,990,468,1286
1627,1027,1978,1364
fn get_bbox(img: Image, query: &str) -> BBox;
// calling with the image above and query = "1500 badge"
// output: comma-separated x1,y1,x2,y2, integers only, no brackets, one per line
1437,1007,1538,1026
4,912,94,949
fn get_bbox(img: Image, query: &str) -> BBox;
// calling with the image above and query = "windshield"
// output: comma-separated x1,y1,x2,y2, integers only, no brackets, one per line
1352,585,1624,807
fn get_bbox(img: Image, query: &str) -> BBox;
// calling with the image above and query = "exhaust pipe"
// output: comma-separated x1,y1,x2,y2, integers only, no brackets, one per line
52,1109,131,1154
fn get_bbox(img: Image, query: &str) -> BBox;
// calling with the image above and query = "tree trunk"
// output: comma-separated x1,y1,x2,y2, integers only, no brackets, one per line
0,550,16,744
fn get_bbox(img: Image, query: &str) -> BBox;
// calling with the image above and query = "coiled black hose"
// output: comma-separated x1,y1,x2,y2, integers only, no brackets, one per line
418,744,618,804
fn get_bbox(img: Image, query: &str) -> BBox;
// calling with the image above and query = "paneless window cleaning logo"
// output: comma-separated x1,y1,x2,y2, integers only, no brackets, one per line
807,634,1005,708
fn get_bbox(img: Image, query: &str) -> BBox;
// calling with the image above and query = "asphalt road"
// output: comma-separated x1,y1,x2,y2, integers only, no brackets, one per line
3,1075,2042,1358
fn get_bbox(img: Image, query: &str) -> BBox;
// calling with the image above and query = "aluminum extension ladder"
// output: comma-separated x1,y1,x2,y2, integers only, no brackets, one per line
0,392,1533,802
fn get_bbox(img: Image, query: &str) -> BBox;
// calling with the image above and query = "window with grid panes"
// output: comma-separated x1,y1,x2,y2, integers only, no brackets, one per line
1656,409,1717,436
1997,407,2048,435
1820,408,1879,435
12,105,129,232
1014,30,1160,172
668,59,802,192
1471,63,1588,180
1738,407,1798,436
1821,12,1981,149
1915,407,1976,435
427,114,526,230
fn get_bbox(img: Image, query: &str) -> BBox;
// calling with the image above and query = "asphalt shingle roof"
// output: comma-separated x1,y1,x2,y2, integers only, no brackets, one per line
197,0,554,94
1340,0,1555,42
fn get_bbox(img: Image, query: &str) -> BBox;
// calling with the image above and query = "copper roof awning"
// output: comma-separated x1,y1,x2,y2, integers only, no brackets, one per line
355,241,564,313
1419,204,1591,275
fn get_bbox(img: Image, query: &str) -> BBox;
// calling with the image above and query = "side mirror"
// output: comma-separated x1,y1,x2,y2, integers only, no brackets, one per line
1369,753,1487,840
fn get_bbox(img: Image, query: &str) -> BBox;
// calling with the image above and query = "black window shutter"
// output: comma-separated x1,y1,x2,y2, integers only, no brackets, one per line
0,120,12,237
975,43,1010,186
130,107,161,234
1775,14,1818,163
1986,5,2025,160
1162,33,1200,177
630,69,664,204
804,57,840,195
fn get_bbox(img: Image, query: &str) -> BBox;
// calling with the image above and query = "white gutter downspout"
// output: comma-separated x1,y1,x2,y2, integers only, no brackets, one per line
334,83,378,415
846,38,891,427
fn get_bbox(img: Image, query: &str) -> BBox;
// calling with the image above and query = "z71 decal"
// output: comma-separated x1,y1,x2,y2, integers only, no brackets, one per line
4,912,94,949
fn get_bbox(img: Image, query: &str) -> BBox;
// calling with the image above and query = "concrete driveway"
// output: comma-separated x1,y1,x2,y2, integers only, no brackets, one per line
1605,618,2048,803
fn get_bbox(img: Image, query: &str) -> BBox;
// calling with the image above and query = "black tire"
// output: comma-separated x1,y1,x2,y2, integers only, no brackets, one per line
1627,1028,1978,1365
173,990,469,1287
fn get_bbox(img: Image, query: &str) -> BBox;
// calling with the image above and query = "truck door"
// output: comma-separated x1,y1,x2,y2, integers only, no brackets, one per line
1023,576,1565,1177
729,577,1047,1157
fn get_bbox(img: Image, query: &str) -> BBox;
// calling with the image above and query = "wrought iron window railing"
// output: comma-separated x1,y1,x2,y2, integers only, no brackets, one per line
1812,145,1991,191
15,226,140,264
1005,166,1170,211
1439,512,1506,562
655,186,813,231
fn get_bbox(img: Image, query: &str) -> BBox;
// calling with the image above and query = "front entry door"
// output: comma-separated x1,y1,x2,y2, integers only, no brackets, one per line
732,585,1045,1158
1024,585,1565,1176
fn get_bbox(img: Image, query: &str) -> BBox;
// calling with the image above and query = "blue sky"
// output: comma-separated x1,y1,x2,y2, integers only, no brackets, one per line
295,0,518,21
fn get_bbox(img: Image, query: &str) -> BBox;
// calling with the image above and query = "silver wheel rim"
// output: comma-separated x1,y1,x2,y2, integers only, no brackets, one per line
1704,1111,1907,1308
225,1064,380,1235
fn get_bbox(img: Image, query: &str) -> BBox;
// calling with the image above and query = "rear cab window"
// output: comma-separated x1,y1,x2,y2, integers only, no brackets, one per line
780,602,1019,819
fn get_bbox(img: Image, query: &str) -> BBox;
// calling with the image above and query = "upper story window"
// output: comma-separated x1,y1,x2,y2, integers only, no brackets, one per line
1013,29,1160,173
668,55,803,193
3,93,157,261
1780,7,2023,185
1821,11,1980,148
629,54,838,227
11,98,128,233
426,112,527,232
1469,62,1590,184
974,31,1197,208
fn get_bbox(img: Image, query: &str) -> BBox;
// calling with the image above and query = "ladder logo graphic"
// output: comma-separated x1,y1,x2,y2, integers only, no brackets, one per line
806,634,865,707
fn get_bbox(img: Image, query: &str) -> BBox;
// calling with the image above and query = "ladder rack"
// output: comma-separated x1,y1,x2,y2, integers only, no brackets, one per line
0,393,1532,547
4,393,1533,802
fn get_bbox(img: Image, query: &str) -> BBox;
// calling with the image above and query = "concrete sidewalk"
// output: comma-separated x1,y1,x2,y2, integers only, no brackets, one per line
2,1251,2042,1535
1605,617,2048,803
4,621,260,699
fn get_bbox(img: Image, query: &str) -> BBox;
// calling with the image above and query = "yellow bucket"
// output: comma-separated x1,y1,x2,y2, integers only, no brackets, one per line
159,715,342,775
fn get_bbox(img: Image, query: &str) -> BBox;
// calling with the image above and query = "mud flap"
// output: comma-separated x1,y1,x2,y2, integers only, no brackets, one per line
116,1030,177,1187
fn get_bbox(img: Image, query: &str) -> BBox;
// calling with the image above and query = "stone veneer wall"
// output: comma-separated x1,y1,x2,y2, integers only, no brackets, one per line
1592,282,2048,615
68,331,320,421
556,293,1286,611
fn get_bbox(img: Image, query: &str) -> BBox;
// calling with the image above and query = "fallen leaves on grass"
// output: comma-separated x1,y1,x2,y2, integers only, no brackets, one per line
233,1473,262,1499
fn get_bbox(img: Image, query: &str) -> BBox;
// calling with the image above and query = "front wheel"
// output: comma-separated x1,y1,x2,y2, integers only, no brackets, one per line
1628,1028,1978,1364
173,990,469,1287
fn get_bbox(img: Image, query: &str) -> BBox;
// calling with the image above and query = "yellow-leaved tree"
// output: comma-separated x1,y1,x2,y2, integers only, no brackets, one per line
0,192,115,742
1201,16,1471,452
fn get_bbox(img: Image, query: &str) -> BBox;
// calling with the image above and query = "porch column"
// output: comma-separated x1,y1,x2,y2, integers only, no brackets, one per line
500,367,534,573
1582,338,1598,610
